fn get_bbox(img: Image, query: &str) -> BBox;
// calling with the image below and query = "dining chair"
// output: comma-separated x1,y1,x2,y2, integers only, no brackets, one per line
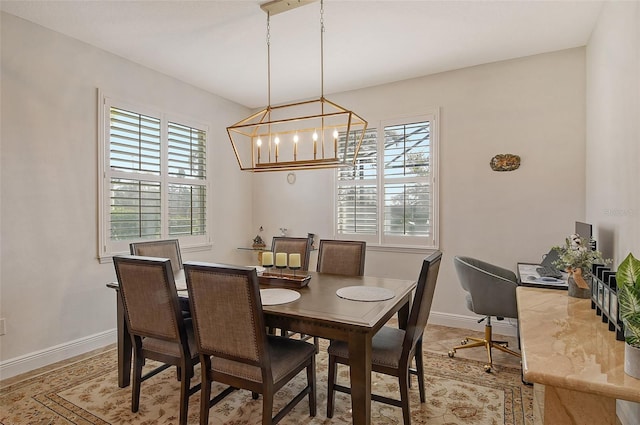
316,239,366,276
129,239,182,276
184,261,317,425
112,255,200,425
129,239,189,314
298,239,367,350
271,236,312,272
326,250,442,425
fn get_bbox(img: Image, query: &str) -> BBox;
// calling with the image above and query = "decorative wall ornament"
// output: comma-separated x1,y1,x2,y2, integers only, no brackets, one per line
490,154,521,171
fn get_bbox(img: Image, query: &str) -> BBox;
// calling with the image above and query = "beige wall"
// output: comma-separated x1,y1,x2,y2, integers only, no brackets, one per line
586,2,640,424
252,48,587,322
2,11,589,378
0,13,252,372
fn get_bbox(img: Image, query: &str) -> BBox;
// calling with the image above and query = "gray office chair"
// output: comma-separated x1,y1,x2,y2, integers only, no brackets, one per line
448,256,521,372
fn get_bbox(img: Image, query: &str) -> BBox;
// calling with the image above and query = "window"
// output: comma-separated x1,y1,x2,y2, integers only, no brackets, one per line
336,112,438,248
99,96,210,260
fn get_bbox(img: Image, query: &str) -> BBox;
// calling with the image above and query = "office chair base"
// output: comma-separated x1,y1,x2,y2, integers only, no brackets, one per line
447,322,520,372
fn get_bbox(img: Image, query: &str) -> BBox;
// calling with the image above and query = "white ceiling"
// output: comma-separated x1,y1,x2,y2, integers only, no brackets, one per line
1,0,604,109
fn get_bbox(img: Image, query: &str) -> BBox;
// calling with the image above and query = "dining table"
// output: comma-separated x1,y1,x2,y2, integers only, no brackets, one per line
107,268,417,425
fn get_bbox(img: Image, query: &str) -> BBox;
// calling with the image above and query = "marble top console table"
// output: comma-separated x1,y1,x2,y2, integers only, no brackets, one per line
517,286,640,425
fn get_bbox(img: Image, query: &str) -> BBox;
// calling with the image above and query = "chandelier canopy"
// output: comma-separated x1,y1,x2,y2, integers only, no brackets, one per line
227,0,367,172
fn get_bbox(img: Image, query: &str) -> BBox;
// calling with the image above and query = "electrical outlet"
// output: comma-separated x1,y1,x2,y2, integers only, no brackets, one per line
0,318,5,336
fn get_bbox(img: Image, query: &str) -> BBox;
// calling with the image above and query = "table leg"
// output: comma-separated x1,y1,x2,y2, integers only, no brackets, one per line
348,332,372,425
543,385,616,425
397,294,411,330
115,289,132,388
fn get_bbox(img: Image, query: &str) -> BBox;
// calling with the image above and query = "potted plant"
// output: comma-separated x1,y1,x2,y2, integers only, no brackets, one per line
616,252,640,379
552,234,609,298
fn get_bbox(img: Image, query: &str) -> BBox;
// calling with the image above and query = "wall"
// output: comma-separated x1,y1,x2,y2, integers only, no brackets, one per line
0,13,252,377
1,12,590,380
253,48,587,327
586,2,640,424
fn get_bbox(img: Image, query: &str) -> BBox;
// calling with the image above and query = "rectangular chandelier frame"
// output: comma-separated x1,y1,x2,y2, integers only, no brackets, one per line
227,96,367,172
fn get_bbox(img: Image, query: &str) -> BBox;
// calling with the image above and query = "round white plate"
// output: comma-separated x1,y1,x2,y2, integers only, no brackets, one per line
260,288,301,305
336,286,395,302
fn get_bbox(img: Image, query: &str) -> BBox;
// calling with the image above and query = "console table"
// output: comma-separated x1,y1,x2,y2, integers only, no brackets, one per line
517,286,640,425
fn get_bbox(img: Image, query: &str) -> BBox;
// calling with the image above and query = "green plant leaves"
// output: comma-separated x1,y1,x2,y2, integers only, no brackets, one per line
616,253,640,346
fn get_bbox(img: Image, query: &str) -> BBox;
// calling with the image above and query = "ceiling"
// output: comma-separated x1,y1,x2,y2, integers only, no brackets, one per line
1,0,604,109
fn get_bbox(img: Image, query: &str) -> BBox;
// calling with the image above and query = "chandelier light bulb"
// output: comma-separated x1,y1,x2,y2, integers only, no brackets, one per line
333,129,339,139
256,138,262,146
293,134,299,143
312,131,318,141
274,136,280,145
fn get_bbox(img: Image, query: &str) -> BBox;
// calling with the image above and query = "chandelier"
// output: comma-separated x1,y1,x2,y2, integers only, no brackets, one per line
227,0,367,172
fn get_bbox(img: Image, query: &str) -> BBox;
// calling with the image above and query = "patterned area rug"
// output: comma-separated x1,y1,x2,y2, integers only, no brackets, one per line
1,343,533,425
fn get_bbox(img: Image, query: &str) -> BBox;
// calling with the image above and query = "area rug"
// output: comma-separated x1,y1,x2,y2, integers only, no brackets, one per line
1,343,533,425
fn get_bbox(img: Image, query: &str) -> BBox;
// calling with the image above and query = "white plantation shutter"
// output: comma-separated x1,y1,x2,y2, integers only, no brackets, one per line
383,121,432,239
167,121,207,236
337,128,378,236
335,114,438,248
101,96,210,258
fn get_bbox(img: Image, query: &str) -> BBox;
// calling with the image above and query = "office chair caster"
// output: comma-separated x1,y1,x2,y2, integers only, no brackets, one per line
484,364,492,373
448,349,456,358
460,339,468,345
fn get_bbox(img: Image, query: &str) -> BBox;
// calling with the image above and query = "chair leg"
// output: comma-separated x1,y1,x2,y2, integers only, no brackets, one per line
199,359,212,425
179,367,190,425
262,390,274,425
399,369,411,425
415,343,426,403
326,354,337,418
131,350,143,413
307,357,317,416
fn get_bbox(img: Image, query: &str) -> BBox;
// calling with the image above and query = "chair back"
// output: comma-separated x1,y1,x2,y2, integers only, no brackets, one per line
271,237,312,271
113,255,186,343
402,251,442,357
316,239,366,276
130,239,183,274
453,256,518,318
184,262,269,369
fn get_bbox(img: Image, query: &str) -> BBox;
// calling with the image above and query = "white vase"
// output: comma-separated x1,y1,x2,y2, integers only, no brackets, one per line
624,342,640,379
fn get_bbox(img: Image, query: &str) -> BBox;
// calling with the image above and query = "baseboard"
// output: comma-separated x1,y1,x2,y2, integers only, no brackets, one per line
617,400,640,425
0,311,516,382
428,311,519,337
0,329,116,381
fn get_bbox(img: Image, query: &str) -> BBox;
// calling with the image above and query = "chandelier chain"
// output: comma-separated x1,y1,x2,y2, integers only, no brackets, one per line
267,12,272,108
320,0,324,98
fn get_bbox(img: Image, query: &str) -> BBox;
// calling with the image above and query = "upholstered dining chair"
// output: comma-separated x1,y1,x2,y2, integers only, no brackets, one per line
298,239,367,350
184,261,317,425
316,239,366,276
130,239,189,314
112,255,200,425
129,239,182,277
448,256,521,372
271,236,312,272
326,251,442,425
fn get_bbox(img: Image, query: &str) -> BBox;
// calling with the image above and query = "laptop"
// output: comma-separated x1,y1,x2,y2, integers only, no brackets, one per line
537,249,563,278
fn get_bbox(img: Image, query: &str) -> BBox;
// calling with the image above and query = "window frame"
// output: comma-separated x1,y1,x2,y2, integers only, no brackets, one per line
334,111,439,250
98,92,212,262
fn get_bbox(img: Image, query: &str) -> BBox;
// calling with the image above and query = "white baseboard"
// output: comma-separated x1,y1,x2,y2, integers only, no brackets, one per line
617,400,640,425
428,311,519,337
0,311,515,382
0,329,116,381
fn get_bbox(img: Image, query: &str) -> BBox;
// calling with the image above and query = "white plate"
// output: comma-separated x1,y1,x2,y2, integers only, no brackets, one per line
260,288,300,305
336,286,395,302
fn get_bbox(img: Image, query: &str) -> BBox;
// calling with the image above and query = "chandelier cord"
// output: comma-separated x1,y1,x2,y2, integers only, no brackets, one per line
320,0,324,99
266,11,271,108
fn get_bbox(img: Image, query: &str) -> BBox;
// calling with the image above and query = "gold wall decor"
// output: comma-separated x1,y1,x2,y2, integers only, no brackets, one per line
490,154,520,171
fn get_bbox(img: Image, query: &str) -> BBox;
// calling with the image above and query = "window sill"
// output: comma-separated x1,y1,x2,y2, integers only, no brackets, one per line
98,242,213,264
366,244,439,254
